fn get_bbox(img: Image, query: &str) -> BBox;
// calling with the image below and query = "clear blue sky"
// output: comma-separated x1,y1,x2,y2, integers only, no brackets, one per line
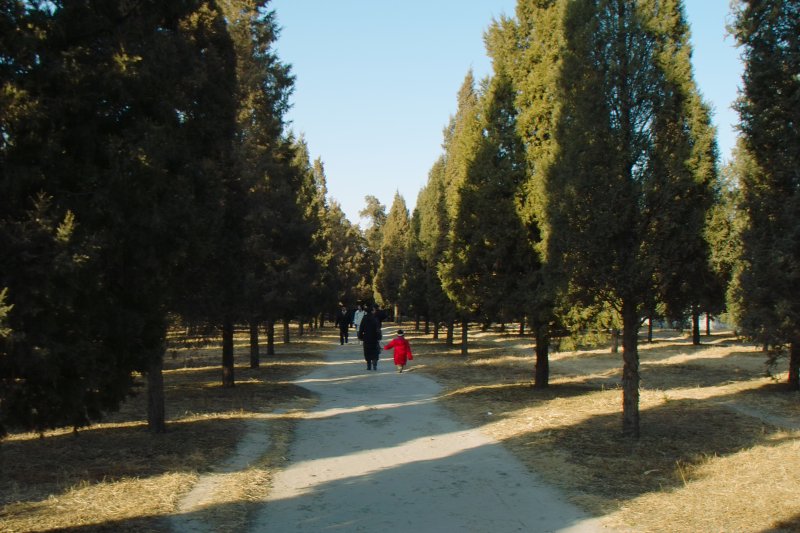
271,0,742,226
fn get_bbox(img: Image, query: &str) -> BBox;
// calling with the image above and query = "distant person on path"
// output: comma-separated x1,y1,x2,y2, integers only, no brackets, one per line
358,306,382,370
352,304,367,343
334,305,351,345
383,329,412,373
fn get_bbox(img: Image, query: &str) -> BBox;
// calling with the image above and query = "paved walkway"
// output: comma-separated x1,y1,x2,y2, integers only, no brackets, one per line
249,337,606,532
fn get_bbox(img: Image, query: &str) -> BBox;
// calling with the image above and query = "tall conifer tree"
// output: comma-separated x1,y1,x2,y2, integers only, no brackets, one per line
0,1,238,433
375,193,411,319
731,0,800,389
415,160,457,341
440,72,533,330
493,3,563,386
545,0,717,437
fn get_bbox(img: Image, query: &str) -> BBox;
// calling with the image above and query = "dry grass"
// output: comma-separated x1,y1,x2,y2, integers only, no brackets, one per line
0,326,328,532
407,325,800,533
3,324,799,532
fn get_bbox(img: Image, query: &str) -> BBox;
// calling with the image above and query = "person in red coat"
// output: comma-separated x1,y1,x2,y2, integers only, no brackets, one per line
383,329,413,373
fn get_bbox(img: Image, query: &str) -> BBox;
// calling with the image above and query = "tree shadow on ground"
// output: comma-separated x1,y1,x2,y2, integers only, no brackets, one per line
4,501,267,532
639,362,758,389
766,513,800,532
440,380,601,407
0,417,245,496
496,396,794,505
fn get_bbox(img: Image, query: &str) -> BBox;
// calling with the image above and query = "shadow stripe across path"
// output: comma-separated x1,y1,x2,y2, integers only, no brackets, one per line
249,334,607,532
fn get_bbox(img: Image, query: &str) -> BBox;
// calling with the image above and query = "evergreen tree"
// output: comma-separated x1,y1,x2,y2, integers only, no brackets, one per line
546,0,717,437
360,195,387,259
440,72,533,329
197,0,293,387
416,159,458,344
400,207,429,329
0,0,238,433
323,201,373,308
374,193,411,319
645,0,721,345
731,0,800,389
488,6,555,385
440,71,484,352
707,146,747,329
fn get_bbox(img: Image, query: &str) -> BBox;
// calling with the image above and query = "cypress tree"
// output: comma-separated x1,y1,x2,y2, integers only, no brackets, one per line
0,0,238,433
546,0,717,437
374,193,411,319
415,159,457,342
440,72,533,330
497,2,563,387
401,208,429,330
731,0,800,389
440,71,483,351
199,0,293,387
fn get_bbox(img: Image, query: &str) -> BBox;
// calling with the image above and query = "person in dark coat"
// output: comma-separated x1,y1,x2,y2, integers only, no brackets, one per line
334,305,351,345
357,306,382,370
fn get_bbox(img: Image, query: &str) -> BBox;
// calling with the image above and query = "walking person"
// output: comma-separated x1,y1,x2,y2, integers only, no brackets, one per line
352,304,366,343
357,306,381,370
383,329,413,373
334,305,351,345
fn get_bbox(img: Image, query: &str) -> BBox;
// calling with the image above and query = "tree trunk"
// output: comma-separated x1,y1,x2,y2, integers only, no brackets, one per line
534,324,549,388
283,318,290,343
266,319,275,356
789,339,800,391
146,354,166,433
611,329,620,353
222,318,235,388
706,313,711,336
393,303,400,323
691,307,701,345
621,299,640,439
446,319,454,346
249,320,260,369
647,316,653,342
460,320,468,356
519,320,525,335
298,321,305,337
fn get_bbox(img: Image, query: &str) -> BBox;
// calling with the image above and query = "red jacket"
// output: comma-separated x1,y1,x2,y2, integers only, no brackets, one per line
383,336,413,365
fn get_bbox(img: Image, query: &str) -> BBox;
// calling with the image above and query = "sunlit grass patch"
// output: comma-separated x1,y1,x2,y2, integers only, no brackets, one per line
407,324,799,532
0,327,325,532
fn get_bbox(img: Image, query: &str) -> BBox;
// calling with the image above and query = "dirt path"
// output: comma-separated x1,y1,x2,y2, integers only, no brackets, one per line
247,337,606,532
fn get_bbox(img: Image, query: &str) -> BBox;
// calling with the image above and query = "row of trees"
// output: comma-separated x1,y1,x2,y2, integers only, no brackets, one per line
367,0,799,439
0,1,380,437
1,0,796,442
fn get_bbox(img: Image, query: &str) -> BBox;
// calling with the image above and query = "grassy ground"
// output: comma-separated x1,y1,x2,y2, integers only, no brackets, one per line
2,324,798,532
407,326,800,533
0,326,329,532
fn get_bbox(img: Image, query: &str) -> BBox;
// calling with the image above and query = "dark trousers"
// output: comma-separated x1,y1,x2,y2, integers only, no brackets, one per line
339,327,349,344
363,342,380,367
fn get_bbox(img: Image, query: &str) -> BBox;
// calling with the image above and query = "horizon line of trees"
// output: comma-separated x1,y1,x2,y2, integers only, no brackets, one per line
2,0,797,442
